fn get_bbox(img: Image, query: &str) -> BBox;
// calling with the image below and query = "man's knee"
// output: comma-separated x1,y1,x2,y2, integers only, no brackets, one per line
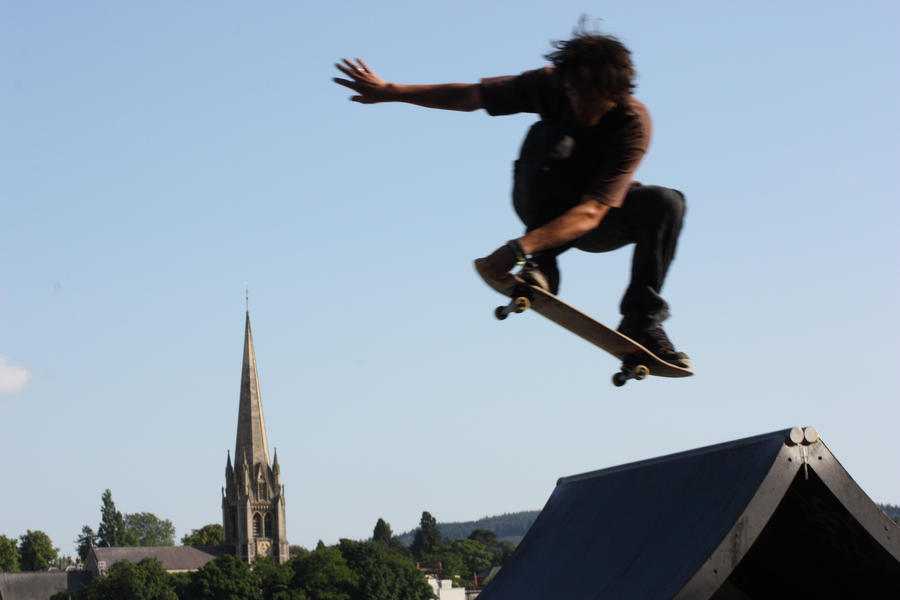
644,186,685,221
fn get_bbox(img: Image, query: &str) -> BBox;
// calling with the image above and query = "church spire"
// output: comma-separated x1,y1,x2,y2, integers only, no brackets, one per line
234,311,271,470
223,309,289,564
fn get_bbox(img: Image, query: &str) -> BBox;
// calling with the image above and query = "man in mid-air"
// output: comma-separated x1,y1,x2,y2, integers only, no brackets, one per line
333,24,690,367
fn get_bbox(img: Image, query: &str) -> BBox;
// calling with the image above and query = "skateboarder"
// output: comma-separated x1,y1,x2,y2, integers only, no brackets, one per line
333,23,690,367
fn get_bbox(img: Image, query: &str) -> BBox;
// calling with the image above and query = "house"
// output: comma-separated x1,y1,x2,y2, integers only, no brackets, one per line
0,571,92,600
84,545,230,576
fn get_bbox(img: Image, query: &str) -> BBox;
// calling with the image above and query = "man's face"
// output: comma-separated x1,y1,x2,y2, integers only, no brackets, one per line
564,80,616,126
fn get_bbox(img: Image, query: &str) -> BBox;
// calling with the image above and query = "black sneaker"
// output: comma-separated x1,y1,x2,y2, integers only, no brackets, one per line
517,253,560,295
517,263,552,293
619,322,691,368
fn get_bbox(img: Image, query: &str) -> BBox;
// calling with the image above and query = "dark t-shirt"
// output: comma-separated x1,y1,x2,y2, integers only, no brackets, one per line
480,67,650,226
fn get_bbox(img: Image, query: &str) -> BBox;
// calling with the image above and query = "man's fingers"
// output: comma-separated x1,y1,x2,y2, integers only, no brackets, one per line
335,62,359,78
340,58,368,75
333,77,357,89
334,57,382,103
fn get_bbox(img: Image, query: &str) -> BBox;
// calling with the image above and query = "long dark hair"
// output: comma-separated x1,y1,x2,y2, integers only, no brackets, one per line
545,19,636,103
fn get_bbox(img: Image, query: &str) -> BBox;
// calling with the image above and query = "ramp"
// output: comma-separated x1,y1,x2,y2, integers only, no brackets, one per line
478,428,900,599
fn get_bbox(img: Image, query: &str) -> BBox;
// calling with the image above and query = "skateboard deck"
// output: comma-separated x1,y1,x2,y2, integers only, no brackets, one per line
475,261,693,386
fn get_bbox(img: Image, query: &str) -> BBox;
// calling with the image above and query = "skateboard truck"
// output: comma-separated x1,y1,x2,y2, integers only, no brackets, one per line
612,360,650,387
494,286,533,321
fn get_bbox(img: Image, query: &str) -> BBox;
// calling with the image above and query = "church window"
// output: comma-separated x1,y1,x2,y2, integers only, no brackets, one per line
253,513,262,537
265,513,274,538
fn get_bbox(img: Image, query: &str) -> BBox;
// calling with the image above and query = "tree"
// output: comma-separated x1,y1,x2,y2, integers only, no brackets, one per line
338,539,435,600
372,518,393,544
290,544,358,600
410,512,441,560
124,512,175,546
494,540,517,565
76,525,96,562
0,534,20,572
75,557,177,600
446,538,492,579
96,490,128,547
371,518,410,557
182,554,262,600
467,529,497,553
181,524,224,547
18,530,58,571
254,555,303,600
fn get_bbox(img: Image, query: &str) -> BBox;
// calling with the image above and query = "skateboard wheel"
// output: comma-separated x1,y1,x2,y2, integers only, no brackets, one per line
494,306,508,320
612,372,627,387
634,365,649,380
513,297,531,312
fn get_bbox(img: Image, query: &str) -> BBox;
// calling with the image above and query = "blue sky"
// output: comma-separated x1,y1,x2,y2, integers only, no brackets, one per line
2,1,898,555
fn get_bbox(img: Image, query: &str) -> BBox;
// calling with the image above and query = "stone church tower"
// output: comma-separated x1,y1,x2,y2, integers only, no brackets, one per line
222,312,289,564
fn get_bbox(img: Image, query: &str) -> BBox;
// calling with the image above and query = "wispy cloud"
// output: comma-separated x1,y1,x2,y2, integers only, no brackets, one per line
0,356,31,394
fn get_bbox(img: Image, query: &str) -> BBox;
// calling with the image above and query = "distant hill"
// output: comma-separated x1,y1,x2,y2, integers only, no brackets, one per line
394,504,900,546
396,511,539,546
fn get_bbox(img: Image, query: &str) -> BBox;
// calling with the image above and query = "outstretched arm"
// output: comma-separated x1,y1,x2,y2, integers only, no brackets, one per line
333,58,482,111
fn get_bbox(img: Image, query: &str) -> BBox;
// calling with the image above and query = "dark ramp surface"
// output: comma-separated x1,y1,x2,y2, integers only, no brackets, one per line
478,428,900,599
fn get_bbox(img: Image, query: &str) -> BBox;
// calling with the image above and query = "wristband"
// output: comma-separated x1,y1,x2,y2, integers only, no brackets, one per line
506,239,527,265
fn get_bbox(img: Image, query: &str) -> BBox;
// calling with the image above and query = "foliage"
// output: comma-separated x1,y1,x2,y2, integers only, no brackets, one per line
96,490,129,547
396,511,538,547
18,530,58,571
493,540,517,566
410,512,441,560
0,534,20,572
372,518,392,544
76,525,96,561
75,558,177,600
371,518,409,557
124,512,176,546
181,523,225,547
181,554,262,600
467,529,497,552
338,539,435,600
290,544,358,600
446,538,492,578
254,556,300,600
93,490,176,548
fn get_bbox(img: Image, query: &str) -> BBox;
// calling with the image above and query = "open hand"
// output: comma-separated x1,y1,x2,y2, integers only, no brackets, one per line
333,58,392,103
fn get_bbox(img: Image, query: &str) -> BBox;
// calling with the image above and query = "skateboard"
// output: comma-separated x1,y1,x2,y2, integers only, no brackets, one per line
475,262,693,386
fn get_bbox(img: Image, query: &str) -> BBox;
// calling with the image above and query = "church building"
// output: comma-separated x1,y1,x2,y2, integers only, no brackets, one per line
222,312,290,564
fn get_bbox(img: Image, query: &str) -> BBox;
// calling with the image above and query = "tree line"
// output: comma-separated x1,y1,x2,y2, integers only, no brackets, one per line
2,491,520,599
42,510,518,600
395,510,539,546
69,543,434,600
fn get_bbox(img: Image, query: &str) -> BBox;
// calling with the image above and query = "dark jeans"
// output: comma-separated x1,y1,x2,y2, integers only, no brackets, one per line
521,185,686,330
